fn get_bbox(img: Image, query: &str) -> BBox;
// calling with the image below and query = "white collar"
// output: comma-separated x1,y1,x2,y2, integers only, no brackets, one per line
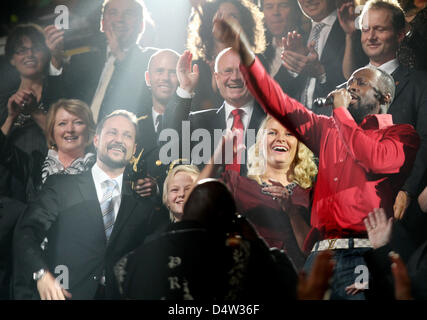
224,100,254,120
91,162,123,193
369,59,399,75
312,10,337,27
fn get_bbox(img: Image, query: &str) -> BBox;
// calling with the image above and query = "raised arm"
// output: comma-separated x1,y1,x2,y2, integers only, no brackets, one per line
163,51,199,132
212,17,327,155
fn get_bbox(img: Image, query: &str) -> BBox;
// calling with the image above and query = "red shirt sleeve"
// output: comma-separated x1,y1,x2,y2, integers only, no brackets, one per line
333,108,420,174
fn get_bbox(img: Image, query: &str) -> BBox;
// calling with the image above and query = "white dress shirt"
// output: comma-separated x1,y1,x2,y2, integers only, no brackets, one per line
152,107,162,132
224,100,254,132
368,58,399,75
91,163,123,220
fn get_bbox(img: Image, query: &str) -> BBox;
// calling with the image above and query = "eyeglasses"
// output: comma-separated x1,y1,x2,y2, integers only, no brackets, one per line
14,45,44,56
218,68,241,77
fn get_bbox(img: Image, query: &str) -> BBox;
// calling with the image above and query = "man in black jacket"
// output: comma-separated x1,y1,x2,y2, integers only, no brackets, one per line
52,0,157,123
13,110,167,299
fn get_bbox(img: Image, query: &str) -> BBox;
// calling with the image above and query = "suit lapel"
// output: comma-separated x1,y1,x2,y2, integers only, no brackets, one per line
77,171,107,243
140,111,158,152
248,102,266,131
107,182,138,247
391,65,410,99
215,104,227,131
320,20,344,64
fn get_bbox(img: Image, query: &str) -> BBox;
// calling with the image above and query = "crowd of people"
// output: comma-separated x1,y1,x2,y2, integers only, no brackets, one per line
0,0,426,301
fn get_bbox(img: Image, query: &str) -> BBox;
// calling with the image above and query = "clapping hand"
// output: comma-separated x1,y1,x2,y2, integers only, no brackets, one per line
282,31,307,55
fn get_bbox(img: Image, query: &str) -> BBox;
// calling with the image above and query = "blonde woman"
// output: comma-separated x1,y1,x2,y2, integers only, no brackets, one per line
163,164,200,222
199,115,318,269
0,98,95,202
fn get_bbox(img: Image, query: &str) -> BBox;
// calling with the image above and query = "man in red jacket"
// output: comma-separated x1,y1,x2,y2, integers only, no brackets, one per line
212,17,419,299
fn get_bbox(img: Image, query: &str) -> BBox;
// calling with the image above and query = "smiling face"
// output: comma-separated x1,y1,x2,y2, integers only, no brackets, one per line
263,117,298,169
10,37,48,79
53,108,88,158
94,115,136,170
361,8,402,66
263,0,293,37
297,0,333,22
214,49,251,108
167,171,198,222
101,0,143,49
145,51,179,109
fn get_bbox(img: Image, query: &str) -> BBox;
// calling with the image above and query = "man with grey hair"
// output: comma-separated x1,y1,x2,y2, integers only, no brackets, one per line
212,16,419,299
164,49,265,176
340,0,427,220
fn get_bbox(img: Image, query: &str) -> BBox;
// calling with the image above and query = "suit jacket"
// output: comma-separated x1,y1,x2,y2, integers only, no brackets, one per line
62,37,157,121
13,171,168,300
290,20,367,116
133,110,169,188
164,93,266,176
389,66,427,197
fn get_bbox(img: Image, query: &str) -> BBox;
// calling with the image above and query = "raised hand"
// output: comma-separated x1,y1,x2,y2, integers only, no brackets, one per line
337,1,357,36
282,31,307,55
212,15,255,66
177,50,199,93
104,24,126,61
44,25,65,69
393,190,411,220
363,208,393,249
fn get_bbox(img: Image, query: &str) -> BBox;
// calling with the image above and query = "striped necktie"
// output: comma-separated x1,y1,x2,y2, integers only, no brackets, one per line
301,22,326,108
100,179,118,241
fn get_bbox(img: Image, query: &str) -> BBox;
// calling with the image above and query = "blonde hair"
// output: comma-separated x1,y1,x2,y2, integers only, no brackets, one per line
46,99,95,151
162,164,200,221
247,115,317,189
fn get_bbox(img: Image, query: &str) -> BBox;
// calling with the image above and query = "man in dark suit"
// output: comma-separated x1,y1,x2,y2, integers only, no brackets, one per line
355,0,427,225
281,0,367,115
13,110,167,300
163,49,265,176
52,0,156,123
132,49,180,195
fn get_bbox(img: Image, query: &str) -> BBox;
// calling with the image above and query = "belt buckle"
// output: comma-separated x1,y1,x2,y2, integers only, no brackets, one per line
327,239,337,250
